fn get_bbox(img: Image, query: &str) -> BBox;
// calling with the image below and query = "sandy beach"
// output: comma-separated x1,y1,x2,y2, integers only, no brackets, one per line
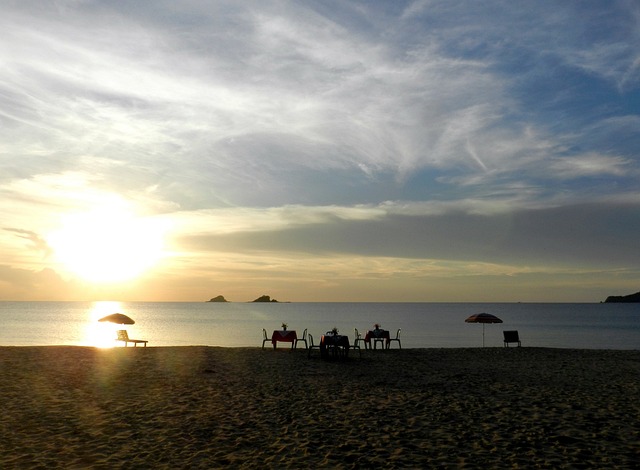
1,346,639,469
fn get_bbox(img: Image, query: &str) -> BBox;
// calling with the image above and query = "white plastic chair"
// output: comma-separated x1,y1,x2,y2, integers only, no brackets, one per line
295,328,308,349
307,333,321,358
353,328,365,350
387,328,402,349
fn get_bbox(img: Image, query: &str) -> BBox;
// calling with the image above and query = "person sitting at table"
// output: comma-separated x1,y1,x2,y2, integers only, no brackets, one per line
373,323,382,337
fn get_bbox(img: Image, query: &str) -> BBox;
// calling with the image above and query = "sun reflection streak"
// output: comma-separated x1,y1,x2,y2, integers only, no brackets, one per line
83,301,124,348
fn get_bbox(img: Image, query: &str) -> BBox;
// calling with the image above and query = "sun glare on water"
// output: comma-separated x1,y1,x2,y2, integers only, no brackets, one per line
84,301,124,348
48,205,165,283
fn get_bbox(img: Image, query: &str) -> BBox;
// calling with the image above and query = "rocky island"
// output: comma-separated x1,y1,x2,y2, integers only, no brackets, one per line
604,291,640,303
206,294,286,302
252,295,279,303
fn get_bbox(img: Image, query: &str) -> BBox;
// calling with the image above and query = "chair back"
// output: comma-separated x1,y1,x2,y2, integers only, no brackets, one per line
262,328,268,340
301,328,307,340
503,330,519,342
117,330,129,341
394,328,401,339
308,333,315,346
354,327,361,339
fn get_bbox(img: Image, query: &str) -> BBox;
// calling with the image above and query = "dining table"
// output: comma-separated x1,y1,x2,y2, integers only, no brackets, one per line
271,330,297,349
364,329,390,349
320,334,350,359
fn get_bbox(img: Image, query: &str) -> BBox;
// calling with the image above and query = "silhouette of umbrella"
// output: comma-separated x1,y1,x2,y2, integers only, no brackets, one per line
465,313,502,347
98,313,135,325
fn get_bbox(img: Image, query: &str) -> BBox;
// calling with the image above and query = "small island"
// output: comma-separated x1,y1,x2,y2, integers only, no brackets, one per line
207,294,288,302
604,291,640,303
252,295,278,303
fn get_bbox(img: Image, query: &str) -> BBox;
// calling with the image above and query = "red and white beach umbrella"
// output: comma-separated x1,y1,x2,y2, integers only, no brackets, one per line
465,313,503,347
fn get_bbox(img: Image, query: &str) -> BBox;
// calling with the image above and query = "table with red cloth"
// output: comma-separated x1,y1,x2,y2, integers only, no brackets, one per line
320,334,350,359
271,330,297,349
364,329,390,349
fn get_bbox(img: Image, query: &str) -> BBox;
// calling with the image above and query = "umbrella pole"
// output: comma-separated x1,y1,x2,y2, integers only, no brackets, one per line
482,324,485,347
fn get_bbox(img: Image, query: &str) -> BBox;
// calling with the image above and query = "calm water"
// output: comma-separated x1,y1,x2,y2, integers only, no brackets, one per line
0,301,639,349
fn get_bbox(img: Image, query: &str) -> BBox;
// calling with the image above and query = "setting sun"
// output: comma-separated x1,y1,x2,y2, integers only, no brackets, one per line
48,205,166,283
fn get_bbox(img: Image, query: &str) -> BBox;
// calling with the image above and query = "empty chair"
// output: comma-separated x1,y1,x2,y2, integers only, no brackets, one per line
351,328,363,358
353,328,365,350
262,328,270,349
295,328,308,349
307,333,321,358
503,330,521,347
387,328,402,349
116,330,148,347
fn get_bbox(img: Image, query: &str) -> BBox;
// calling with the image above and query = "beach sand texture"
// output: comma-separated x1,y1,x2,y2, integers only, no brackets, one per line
1,346,639,469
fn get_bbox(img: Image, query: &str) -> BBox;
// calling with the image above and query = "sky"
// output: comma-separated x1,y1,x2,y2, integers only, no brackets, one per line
1,0,639,302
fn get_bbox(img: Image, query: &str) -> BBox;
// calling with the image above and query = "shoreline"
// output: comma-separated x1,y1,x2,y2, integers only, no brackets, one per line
1,346,639,468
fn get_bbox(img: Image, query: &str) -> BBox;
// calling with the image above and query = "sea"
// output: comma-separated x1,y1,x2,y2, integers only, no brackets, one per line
0,301,638,350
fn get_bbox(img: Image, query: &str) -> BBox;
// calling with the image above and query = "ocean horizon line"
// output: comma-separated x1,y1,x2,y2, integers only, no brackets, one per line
0,299,616,304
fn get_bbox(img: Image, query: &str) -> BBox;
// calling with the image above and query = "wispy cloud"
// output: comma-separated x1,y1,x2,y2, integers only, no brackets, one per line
0,0,638,301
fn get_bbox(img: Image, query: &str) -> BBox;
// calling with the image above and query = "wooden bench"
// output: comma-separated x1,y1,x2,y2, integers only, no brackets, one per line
117,330,148,347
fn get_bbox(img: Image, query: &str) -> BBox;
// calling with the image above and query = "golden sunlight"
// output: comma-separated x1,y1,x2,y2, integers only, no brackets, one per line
48,205,165,283
83,301,124,348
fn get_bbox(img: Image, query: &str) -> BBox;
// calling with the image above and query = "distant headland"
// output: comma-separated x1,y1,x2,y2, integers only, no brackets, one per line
207,295,228,302
604,291,640,303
